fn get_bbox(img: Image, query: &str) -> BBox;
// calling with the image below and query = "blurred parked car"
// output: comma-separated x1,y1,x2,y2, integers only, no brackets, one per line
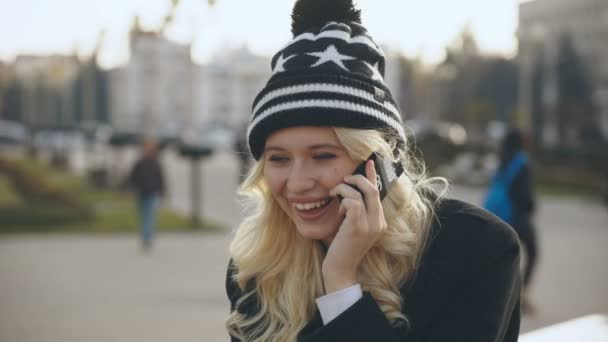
156,123,182,149
440,151,497,186
32,130,85,151
108,131,142,147
405,118,468,146
0,120,27,145
180,123,236,152
403,118,468,171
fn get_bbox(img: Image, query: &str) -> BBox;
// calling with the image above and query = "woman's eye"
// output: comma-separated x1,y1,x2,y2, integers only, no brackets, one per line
314,153,336,160
268,155,289,163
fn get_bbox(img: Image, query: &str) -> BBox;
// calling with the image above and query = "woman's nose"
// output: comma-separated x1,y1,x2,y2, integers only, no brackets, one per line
286,162,315,193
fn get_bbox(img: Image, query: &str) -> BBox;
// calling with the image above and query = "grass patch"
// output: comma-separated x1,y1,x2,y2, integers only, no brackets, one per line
534,160,604,201
536,183,603,202
0,156,222,234
70,191,223,233
0,174,22,207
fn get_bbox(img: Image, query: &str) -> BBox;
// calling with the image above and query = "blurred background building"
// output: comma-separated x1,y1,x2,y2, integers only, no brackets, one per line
517,0,608,147
0,0,606,176
0,49,110,149
109,16,195,140
2,0,606,151
197,46,269,128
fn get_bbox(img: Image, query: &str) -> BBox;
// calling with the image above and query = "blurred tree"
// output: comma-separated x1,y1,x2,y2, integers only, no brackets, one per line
95,68,109,125
475,58,518,123
440,50,478,124
73,72,84,126
161,0,180,34
72,54,108,130
435,28,486,140
1,79,22,123
530,54,545,150
93,32,109,126
0,69,5,118
396,55,415,117
161,0,216,34
433,27,523,144
556,33,599,146
464,99,496,136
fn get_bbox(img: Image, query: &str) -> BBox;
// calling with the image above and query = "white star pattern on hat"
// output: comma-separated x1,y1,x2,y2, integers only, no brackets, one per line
272,54,295,74
306,45,355,71
365,61,384,82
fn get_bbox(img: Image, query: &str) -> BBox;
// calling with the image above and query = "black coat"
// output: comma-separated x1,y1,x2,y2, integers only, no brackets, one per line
226,199,521,341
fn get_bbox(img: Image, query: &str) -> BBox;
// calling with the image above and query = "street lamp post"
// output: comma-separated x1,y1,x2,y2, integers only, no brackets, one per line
178,142,213,226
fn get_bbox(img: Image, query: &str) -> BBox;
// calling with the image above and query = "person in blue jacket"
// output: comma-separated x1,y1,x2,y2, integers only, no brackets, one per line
225,1,521,341
497,128,538,314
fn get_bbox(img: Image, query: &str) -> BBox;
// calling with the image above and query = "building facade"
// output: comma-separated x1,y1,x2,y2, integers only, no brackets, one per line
11,55,81,130
517,0,608,144
109,19,195,138
109,21,412,142
195,46,270,129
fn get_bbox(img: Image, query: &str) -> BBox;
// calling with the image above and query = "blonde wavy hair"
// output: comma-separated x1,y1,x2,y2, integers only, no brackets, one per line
226,127,448,341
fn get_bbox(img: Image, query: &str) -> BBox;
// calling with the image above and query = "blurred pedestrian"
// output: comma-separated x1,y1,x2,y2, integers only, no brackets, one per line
127,137,166,251
485,128,538,314
225,1,521,341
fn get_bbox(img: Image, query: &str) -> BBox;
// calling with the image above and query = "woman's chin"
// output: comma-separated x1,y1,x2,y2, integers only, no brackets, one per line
295,223,337,242
290,199,341,242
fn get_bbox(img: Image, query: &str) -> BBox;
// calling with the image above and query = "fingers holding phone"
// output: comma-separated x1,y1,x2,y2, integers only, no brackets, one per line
344,159,385,227
323,159,388,293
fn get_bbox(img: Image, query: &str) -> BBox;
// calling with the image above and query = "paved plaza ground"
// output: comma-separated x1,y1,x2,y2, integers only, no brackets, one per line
1,151,606,341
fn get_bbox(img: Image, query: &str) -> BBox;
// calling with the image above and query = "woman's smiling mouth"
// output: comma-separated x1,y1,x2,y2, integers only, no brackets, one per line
292,198,331,211
290,198,334,221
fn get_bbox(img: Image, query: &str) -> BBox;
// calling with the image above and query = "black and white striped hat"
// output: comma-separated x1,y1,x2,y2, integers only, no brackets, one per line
247,0,406,160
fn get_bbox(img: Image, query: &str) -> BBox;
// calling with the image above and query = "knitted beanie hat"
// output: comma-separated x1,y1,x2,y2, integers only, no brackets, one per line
247,0,407,160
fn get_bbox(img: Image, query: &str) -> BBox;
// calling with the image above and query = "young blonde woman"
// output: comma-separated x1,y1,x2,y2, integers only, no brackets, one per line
226,1,521,341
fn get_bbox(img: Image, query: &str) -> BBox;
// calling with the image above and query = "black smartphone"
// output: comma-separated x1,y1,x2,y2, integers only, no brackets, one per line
339,152,403,202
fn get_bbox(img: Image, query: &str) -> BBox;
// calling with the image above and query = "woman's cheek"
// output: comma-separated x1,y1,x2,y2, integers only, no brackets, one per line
330,166,347,185
264,168,286,192
263,168,276,189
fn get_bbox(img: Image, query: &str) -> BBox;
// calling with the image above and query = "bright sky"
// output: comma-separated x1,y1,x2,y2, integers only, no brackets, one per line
0,0,526,69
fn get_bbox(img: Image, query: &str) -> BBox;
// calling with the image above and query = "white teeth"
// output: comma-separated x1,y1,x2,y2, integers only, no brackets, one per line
293,199,329,211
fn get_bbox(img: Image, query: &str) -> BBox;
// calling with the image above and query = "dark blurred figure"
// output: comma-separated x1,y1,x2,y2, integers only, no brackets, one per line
234,123,252,183
127,138,166,251
498,129,538,315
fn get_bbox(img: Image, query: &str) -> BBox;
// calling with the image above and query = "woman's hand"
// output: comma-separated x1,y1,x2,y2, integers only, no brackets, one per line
323,159,387,293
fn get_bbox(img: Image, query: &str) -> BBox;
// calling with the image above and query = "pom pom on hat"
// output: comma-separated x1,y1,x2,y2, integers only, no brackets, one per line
291,0,361,36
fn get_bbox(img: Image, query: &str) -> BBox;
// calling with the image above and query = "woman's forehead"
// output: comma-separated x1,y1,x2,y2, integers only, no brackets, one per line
265,126,341,149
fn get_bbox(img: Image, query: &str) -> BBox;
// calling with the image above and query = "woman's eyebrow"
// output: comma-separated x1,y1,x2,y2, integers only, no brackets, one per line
309,144,341,150
264,144,341,151
264,146,286,152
